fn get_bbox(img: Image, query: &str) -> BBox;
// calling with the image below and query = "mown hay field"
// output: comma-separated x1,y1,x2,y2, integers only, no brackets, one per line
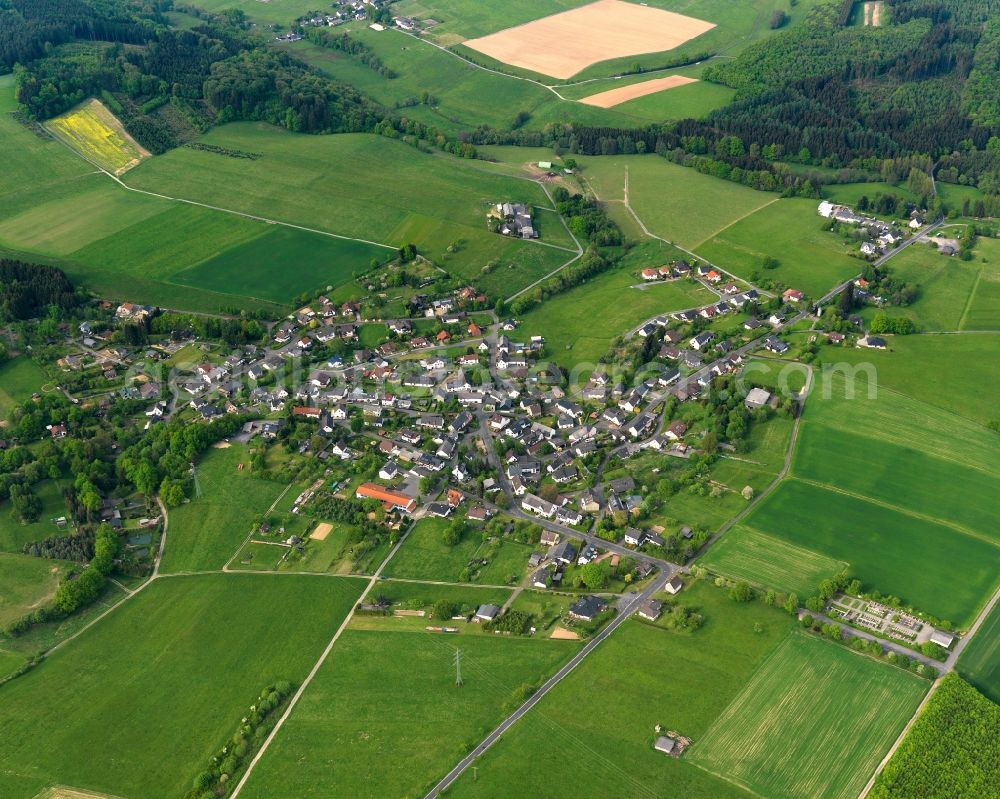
743,479,998,626
445,580,797,799
0,574,364,799
463,0,715,80
701,525,848,597
689,632,927,799
237,629,577,799
957,600,1000,704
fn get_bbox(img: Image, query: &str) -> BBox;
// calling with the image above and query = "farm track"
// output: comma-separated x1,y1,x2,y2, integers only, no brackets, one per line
228,524,414,798
792,477,1000,548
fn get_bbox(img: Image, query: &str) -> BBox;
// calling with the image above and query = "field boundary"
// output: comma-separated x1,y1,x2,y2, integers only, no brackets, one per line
957,267,983,331
791,476,1000,548
690,196,781,249
44,130,399,252
228,524,413,798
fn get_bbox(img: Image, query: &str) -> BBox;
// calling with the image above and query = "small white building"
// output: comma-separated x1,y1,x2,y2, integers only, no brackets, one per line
745,387,771,410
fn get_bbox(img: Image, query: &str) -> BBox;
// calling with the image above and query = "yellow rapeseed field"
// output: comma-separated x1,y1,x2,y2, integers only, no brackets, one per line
46,99,149,175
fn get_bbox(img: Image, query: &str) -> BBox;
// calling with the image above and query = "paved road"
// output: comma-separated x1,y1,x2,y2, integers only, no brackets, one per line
423,575,665,798
799,610,942,671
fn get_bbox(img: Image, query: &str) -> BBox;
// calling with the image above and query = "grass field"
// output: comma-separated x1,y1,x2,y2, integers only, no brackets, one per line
689,632,927,799
158,443,287,573
0,356,49,418
957,600,1000,704
45,99,149,175
0,74,16,113
169,224,391,303
793,373,1000,548
0,480,70,554
382,516,533,585
701,525,848,596
858,242,981,331
518,243,716,368
125,125,572,297
0,553,72,627
447,580,796,798
961,236,1000,331
819,333,1000,426
742,479,997,626
237,629,577,798
0,114,281,312
578,153,776,249
0,573,363,799
695,197,864,296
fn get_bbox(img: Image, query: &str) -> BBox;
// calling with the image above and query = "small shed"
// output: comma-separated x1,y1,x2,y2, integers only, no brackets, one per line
654,736,676,755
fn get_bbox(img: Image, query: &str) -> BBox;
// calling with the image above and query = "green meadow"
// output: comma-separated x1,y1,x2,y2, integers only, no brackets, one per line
689,632,926,799
793,374,1000,548
961,236,1000,331
0,573,364,799
237,629,578,799
518,244,717,368
382,516,534,585
861,242,981,331
0,480,70,553
447,581,796,798
0,553,73,628
0,356,50,418
957,601,1000,704
159,443,288,573
701,525,848,597
695,197,863,296
170,224,391,303
125,125,572,297
578,154,775,249
819,333,1000,427
742,479,997,626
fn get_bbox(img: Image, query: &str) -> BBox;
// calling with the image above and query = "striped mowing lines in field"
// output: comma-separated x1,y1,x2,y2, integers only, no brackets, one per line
700,526,848,597
688,632,927,799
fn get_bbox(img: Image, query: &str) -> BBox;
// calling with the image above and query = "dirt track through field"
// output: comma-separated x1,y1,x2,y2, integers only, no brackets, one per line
579,75,698,108
464,0,715,79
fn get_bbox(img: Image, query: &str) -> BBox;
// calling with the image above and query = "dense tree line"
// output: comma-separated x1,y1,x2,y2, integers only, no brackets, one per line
0,259,79,321
870,674,1000,799
697,0,1000,165
149,311,265,345
23,529,95,561
0,0,154,70
304,28,396,78
116,414,248,505
552,187,623,247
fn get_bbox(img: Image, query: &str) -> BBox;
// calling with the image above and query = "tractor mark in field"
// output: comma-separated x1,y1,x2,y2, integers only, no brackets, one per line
690,196,781,250
792,477,1000,548
46,130,398,251
229,525,413,798
957,267,983,331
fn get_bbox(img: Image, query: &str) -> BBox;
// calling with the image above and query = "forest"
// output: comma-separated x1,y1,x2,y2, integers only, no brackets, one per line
0,259,80,321
870,674,1000,799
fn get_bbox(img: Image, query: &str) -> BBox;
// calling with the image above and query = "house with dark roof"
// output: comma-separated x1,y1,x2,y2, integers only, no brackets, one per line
568,595,607,622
